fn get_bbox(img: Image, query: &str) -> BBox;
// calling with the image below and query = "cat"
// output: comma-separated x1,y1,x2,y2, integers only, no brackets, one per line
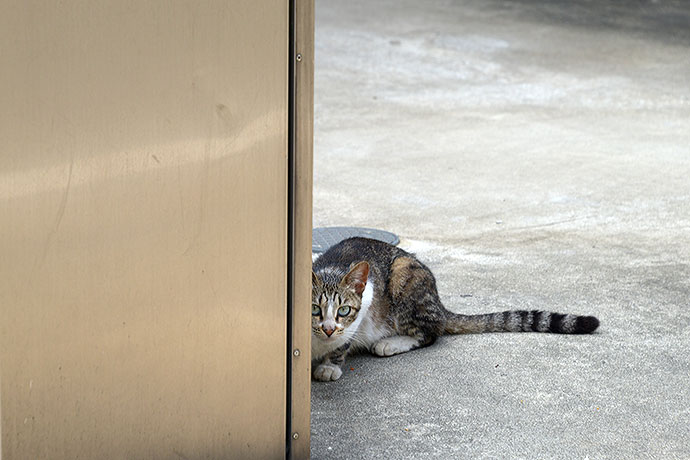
311,237,599,381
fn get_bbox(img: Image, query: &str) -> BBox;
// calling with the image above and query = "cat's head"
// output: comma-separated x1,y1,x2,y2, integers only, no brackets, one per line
311,261,369,341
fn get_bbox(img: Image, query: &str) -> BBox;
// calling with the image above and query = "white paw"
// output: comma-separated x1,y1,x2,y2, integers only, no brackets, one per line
313,363,343,381
371,336,419,357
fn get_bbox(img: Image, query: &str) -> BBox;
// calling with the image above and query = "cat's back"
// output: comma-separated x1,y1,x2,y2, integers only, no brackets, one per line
313,237,405,272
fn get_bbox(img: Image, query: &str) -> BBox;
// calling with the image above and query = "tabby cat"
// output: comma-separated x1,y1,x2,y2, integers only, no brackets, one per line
311,237,599,381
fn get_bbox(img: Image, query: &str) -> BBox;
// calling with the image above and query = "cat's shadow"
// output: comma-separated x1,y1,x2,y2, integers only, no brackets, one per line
310,337,454,401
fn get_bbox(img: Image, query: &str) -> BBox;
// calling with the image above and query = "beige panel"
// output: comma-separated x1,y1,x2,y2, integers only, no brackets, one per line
0,1,289,459
289,1,315,459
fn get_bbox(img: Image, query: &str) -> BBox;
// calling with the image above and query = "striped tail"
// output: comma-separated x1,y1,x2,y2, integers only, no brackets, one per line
443,310,600,335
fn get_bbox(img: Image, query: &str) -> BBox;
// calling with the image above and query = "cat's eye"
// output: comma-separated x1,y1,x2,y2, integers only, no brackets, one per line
311,305,321,316
337,305,351,317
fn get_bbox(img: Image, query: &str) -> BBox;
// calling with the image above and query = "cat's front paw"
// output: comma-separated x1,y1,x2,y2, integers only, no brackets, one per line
313,363,343,381
371,336,418,357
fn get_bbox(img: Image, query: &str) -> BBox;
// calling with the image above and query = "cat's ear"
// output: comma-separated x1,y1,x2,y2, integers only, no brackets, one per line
341,261,369,296
312,271,322,288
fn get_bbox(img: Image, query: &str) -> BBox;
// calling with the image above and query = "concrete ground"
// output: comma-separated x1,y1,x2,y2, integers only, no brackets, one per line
310,0,690,459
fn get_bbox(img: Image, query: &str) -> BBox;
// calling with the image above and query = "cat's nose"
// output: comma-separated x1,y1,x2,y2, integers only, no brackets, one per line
323,326,334,337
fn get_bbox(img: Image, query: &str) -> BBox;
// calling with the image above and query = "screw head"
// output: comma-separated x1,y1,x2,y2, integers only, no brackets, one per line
293,349,300,357
296,53,302,62
292,432,299,440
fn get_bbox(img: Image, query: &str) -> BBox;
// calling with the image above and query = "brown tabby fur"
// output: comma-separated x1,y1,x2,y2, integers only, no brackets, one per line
311,237,599,381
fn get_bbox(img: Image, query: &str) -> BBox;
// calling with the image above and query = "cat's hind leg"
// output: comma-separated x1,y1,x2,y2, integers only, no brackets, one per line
372,256,445,357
